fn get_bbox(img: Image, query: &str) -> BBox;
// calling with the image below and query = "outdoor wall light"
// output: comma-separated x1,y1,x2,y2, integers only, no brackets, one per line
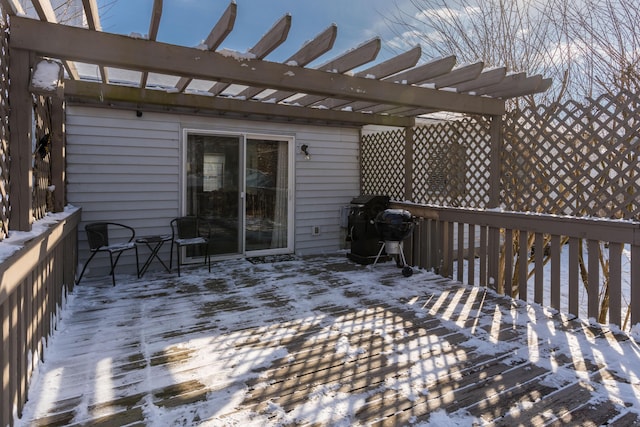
300,144,310,160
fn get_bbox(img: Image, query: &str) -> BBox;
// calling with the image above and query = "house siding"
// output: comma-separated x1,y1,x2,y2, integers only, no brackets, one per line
66,106,360,278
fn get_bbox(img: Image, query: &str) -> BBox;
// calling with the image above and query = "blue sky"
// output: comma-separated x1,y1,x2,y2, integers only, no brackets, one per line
97,0,413,66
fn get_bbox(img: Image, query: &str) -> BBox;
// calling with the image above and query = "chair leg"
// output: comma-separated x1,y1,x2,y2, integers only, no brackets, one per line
76,251,98,285
176,245,181,277
169,242,174,270
108,252,116,286
135,246,140,278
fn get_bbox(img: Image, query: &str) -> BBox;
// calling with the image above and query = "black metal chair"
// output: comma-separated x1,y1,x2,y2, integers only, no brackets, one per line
170,216,211,276
76,222,140,286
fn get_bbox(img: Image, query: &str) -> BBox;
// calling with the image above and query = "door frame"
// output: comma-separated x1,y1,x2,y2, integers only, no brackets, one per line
244,132,296,257
181,128,295,258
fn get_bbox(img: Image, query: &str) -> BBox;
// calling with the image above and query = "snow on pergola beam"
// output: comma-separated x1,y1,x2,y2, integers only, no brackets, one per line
10,16,506,116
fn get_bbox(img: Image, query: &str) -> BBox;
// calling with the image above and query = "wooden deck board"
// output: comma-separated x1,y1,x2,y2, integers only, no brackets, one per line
15,254,640,426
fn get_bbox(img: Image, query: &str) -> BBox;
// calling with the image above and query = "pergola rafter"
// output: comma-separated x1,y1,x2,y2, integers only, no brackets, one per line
300,45,422,109
265,37,382,106
174,1,236,92
139,0,163,88
81,0,107,83
3,0,552,127
237,24,338,101
27,0,79,79
207,13,292,96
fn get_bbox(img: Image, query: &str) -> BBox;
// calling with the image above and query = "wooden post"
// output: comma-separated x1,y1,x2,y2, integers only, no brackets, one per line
488,115,503,208
50,96,65,212
8,48,33,231
631,237,640,327
404,126,414,201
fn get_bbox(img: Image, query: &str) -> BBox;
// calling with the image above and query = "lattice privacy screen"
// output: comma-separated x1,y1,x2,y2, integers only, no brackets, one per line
361,128,405,201
412,120,491,207
362,118,492,208
503,91,640,219
363,91,640,218
33,95,53,221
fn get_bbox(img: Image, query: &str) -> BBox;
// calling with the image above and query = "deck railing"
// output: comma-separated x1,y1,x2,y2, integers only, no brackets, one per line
394,202,640,330
0,208,80,427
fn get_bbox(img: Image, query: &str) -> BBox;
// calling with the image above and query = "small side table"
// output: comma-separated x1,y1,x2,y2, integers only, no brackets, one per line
136,234,172,277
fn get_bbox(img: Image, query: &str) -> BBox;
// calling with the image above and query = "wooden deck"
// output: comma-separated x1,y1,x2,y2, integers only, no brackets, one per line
16,254,640,426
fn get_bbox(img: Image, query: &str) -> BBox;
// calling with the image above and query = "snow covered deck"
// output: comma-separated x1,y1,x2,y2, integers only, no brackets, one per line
17,254,640,426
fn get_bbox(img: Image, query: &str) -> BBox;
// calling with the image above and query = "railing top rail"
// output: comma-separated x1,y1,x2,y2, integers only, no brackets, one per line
391,201,640,245
0,207,81,305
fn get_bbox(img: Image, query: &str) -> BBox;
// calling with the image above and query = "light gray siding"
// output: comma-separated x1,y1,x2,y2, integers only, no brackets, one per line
67,106,360,278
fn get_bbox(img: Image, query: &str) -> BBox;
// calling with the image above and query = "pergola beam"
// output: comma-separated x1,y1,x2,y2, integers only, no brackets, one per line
63,79,415,127
10,16,505,115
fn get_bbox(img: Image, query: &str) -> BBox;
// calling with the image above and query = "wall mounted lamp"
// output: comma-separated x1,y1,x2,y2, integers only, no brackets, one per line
300,144,310,160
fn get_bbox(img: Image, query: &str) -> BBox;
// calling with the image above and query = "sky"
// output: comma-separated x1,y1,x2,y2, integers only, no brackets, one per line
95,0,415,66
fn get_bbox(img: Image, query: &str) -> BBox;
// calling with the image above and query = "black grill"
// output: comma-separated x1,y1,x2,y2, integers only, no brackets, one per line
346,195,389,265
375,209,414,242
373,208,415,277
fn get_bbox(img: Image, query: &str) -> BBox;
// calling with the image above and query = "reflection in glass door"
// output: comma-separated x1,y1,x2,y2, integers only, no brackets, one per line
245,138,290,253
185,132,292,257
186,133,241,255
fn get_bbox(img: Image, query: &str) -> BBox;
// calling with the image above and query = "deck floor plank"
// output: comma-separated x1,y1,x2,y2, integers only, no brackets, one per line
15,255,640,426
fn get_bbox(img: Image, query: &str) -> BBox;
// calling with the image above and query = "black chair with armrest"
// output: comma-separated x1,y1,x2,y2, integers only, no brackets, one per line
170,216,211,276
76,222,140,286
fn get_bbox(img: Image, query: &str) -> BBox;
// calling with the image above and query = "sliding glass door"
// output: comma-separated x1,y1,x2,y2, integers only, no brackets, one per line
185,131,293,257
245,137,291,253
186,133,241,255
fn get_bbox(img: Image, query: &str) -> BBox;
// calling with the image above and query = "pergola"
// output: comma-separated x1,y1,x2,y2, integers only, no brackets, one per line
1,0,550,231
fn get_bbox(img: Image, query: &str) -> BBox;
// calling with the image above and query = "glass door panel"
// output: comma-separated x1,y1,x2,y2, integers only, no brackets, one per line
186,133,241,256
245,138,289,253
